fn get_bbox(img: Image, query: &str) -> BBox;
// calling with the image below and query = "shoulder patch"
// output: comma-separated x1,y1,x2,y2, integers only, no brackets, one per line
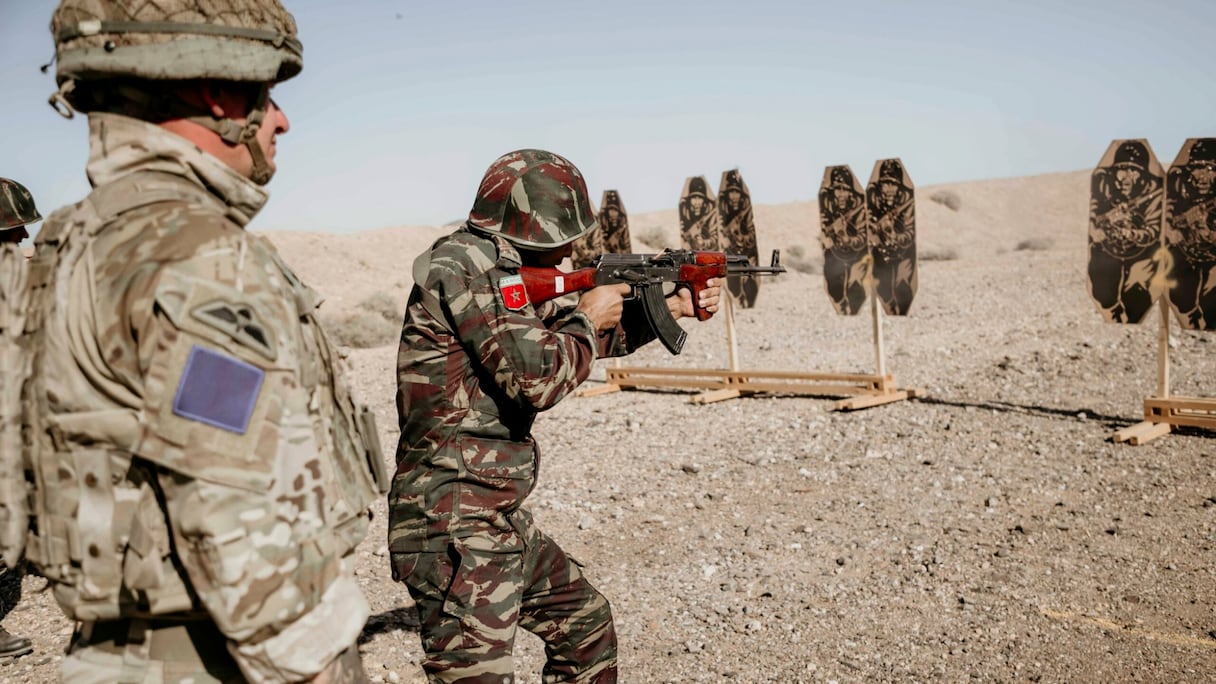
172,345,264,434
191,299,277,361
498,274,529,311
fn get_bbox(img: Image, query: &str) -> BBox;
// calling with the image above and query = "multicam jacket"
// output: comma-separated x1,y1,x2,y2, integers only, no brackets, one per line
390,228,655,554
17,113,383,682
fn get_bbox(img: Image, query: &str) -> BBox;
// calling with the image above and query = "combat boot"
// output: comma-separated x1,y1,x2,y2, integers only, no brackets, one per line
0,626,32,658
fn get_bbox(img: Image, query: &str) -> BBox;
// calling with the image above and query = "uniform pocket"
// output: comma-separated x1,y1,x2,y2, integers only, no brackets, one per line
440,543,522,621
458,437,534,482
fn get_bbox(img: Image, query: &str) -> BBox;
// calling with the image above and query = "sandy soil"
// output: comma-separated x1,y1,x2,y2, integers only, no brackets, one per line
4,170,1214,683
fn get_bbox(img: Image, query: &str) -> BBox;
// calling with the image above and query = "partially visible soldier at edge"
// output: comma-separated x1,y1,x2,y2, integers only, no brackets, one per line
0,177,42,660
390,149,722,683
3,2,388,681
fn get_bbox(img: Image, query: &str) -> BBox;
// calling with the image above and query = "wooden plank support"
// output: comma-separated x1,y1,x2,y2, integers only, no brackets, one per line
574,383,622,398
689,388,743,405
1142,395,1216,431
835,387,921,411
1113,420,1171,445
595,366,916,410
1128,423,1173,446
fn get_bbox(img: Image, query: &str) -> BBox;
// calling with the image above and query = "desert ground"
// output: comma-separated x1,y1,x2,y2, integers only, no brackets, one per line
3,169,1214,683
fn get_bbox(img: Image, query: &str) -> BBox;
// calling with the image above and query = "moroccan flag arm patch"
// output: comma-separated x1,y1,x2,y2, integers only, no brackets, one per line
498,274,529,311
172,345,265,434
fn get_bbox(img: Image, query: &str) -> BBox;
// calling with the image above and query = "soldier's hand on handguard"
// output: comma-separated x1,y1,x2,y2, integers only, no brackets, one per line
669,277,721,319
576,283,632,331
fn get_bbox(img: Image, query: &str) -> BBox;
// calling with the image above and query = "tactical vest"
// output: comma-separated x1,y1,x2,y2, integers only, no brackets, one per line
10,172,388,621
0,244,30,570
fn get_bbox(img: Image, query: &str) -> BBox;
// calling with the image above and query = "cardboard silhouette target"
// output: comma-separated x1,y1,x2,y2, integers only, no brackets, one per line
678,176,721,251
575,166,917,411
599,190,632,255
1088,139,1166,324
572,190,630,268
718,169,761,308
818,165,870,315
569,202,605,269
1164,138,1216,331
866,158,917,315
1088,138,1216,446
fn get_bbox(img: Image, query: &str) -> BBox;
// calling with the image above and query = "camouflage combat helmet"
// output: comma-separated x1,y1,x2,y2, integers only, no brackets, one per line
49,0,303,184
467,149,598,249
0,178,41,230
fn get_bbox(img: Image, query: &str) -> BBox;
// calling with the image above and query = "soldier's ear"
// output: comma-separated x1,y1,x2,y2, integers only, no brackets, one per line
199,82,226,119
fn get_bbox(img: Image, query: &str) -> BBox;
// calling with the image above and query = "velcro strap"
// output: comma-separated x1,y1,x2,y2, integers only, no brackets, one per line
58,20,301,55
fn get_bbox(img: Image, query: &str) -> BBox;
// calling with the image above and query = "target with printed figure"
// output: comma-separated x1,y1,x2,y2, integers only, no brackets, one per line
1088,139,1166,325
718,169,761,308
818,165,870,315
598,190,631,255
866,158,917,316
1164,138,1216,331
678,175,720,252
569,205,605,269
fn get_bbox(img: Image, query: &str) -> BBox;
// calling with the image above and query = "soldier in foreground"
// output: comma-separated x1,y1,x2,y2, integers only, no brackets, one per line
391,149,721,683
0,177,41,660
7,2,386,681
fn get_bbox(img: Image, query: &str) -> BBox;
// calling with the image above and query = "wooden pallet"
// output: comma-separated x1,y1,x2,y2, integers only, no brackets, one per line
1110,301,1214,445
1114,395,1216,445
580,366,918,410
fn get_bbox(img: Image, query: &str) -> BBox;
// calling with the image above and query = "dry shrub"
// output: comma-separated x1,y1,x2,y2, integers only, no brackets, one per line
634,223,676,250
919,245,959,262
928,190,962,211
318,310,399,349
783,244,822,274
359,291,405,323
1015,238,1054,252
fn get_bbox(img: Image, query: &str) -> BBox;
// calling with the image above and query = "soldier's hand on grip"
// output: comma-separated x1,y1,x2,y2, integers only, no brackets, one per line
576,283,631,331
669,277,721,319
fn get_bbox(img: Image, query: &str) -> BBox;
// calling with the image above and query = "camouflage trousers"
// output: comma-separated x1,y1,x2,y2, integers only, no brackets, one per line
0,562,23,622
392,523,617,683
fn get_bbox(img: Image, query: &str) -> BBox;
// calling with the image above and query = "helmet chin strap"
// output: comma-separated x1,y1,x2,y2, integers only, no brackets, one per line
187,84,275,185
73,80,278,185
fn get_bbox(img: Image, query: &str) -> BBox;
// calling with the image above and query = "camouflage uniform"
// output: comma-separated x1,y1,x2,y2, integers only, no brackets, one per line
3,2,386,681
0,178,40,659
390,151,659,683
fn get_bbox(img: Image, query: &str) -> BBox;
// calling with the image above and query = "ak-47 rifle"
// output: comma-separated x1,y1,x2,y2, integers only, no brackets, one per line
519,249,785,354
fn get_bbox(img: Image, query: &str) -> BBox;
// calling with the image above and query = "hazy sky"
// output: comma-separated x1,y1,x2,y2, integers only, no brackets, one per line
3,0,1213,233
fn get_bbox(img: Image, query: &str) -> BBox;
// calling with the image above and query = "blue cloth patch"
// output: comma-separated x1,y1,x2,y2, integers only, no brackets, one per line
172,345,265,434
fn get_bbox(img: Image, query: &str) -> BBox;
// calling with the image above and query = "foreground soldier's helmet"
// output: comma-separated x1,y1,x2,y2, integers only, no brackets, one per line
467,149,598,249
0,178,41,230
51,0,302,93
50,0,303,184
